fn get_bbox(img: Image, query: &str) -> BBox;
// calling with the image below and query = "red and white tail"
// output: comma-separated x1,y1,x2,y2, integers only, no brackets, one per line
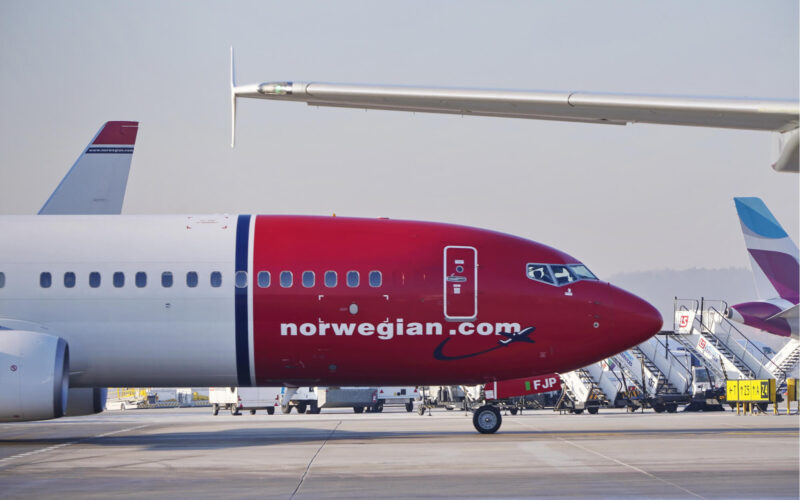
38,121,139,215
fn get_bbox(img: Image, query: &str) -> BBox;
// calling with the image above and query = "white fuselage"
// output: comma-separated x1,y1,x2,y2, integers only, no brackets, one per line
0,215,241,387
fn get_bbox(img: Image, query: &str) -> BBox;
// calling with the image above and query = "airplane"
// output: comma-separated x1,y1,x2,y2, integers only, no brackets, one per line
0,122,662,434
498,326,536,345
725,197,798,339
229,51,799,172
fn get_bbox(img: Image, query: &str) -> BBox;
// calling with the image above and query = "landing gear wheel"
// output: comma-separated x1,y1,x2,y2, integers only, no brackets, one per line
266,407,275,415
353,406,364,414
249,409,256,415
405,401,414,412
212,403,219,416
587,407,599,415
508,407,518,415
231,405,240,416
296,403,307,414
280,404,292,414
473,405,502,434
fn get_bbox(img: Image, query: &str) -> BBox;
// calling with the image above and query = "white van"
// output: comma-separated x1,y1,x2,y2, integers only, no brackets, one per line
209,387,281,415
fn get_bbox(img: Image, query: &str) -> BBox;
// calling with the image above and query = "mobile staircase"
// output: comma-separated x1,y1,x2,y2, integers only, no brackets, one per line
673,298,791,390
771,339,800,378
611,345,689,412
557,366,617,414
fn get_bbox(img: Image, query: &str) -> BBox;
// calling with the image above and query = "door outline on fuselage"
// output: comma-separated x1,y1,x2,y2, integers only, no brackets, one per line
443,246,478,321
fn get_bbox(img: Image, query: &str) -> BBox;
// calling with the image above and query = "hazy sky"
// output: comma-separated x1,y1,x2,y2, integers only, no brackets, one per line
0,1,797,279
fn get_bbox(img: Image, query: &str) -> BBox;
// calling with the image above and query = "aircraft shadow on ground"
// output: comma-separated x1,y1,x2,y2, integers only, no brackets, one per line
0,425,796,451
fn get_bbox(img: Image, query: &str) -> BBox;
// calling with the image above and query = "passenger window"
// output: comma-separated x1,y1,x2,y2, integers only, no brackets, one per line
369,271,382,288
324,271,337,288
40,272,52,288
302,271,315,288
0,271,4,288
257,271,270,288
235,271,248,288
346,271,359,288
113,272,125,288
162,272,173,288
64,272,76,288
526,264,554,285
211,271,223,288
280,271,293,288
135,272,147,288
550,265,576,286
89,272,101,288
186,271,198,288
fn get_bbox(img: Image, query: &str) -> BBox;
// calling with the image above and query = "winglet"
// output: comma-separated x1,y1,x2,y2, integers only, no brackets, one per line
230,46,237,148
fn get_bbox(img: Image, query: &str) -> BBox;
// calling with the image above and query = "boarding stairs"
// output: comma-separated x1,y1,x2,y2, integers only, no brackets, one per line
671,299,753,382
557,367,609,411
674,299,790,387
628,345,680,396
583,363,623,404
770,339,800,378
700,301,790,386
633,335,692,394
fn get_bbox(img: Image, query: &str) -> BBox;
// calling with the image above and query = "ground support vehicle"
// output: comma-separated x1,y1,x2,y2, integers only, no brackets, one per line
281,387,378,414
375,387,419,412
209,387,280,415
105,388,147,411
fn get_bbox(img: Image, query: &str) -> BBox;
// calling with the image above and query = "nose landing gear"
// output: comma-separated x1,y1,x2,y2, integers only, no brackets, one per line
472,405,502,434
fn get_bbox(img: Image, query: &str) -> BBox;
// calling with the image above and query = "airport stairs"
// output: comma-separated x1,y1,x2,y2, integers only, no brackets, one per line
583,363,622,404
673,299,791,388
699,304,789,386
633,335,692,394
771,339,800,378
557,368,608,412
629,345,681,396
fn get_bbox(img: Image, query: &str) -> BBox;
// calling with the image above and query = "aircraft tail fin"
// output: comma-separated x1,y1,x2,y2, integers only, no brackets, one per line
38,121,138,215
734,197,799,303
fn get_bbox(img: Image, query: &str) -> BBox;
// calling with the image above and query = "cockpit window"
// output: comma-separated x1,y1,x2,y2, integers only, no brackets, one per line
550,265,576,285
527,262,598,287
568,264,598,281
526,264,554,284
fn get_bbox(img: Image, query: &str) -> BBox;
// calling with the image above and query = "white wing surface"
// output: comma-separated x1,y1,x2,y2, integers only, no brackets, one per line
232,80,799,171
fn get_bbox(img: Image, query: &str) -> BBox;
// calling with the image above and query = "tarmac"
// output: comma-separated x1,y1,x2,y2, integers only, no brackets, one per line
0,406,797,499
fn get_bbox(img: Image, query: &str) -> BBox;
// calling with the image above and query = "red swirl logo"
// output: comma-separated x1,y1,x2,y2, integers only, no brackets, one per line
10,364,18,372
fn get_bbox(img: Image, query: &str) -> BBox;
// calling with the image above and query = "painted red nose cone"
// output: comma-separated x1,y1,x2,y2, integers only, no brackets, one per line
609,285,663,345
624,296,663,344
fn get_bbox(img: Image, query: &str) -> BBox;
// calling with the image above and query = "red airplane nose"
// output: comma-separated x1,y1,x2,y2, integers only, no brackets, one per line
608,284,663,345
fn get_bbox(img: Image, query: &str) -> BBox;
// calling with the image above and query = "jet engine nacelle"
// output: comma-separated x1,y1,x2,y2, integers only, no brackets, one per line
66,388,107,417
0,330,69,422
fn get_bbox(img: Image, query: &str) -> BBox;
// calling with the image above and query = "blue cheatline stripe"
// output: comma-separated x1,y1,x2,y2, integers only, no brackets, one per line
235,214,252,386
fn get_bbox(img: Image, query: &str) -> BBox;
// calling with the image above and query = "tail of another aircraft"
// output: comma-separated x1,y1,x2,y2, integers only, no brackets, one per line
734,197,799,303
38,121,139,215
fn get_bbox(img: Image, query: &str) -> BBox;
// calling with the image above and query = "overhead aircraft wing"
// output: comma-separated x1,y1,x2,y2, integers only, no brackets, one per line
232,76,799,171
39,121,139,215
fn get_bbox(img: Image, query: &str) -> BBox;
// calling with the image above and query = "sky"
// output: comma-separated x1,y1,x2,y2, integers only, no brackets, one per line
0,1,797,280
